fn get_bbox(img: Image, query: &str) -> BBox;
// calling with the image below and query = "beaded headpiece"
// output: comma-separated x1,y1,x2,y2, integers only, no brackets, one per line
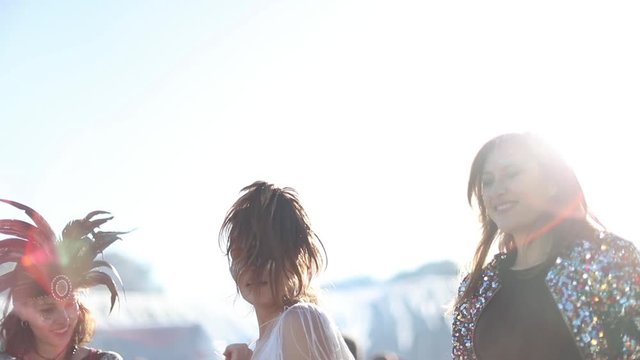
0,199,125,311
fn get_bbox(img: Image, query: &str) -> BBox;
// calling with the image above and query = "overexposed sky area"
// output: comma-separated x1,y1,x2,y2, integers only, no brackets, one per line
1,0,639,298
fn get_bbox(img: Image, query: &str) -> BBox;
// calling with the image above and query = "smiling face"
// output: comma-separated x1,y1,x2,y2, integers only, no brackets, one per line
14,295,80,350
479,142,557,238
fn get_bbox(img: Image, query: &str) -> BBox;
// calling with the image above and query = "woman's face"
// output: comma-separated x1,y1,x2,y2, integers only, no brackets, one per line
15,295,80,349
480,142,557,237
230,247,278,310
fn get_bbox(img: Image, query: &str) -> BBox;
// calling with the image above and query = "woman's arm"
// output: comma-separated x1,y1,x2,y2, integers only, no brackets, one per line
601,235,640,358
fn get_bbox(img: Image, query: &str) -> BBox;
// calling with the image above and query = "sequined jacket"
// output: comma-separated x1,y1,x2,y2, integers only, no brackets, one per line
451,232,640,360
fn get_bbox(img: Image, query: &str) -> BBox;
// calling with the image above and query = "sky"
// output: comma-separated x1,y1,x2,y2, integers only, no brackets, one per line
1,0,640,300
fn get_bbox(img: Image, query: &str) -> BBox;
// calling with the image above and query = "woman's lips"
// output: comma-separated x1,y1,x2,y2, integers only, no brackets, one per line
494,201,517,212
50,324,71,335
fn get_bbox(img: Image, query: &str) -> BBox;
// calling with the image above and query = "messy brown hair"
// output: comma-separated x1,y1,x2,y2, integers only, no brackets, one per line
220,181,327,307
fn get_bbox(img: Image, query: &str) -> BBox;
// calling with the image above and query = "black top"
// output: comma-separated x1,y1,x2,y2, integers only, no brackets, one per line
474,256,582,360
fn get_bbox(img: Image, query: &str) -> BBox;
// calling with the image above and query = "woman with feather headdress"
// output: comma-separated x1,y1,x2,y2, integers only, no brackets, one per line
0,199,125,360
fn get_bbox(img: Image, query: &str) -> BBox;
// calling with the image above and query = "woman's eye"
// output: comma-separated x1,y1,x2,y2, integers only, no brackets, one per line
40,308,55,315
481,178,494,187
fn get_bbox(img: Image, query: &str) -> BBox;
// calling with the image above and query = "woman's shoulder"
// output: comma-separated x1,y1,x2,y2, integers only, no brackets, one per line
284,301,333,315
95,351,123,360
456,252,505,293
277,302,348,351
80,348,123,360
574,232,639,260
0,349,122,360
599,232,638,251
280,302,335,327
562,232,640,276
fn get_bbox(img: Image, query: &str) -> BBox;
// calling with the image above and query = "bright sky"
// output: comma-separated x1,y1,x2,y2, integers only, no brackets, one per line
1,0,639,299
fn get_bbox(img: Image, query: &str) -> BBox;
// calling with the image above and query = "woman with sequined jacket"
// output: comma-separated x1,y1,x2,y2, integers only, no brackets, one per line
451,133,640,360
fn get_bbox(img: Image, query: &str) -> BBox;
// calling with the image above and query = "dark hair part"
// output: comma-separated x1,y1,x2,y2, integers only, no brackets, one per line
0,300,95,357
459,132,601,305
219,181,327,306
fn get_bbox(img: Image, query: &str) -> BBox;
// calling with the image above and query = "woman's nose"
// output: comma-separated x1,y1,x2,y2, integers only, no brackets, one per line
59,312,70,325
487,179,508,196
50,307,72,326
494,184,506,196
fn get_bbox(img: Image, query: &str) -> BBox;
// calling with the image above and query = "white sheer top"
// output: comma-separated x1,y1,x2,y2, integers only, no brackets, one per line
251,302,355,360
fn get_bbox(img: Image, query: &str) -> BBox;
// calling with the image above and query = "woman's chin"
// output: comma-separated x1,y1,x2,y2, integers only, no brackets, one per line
48,325,74,343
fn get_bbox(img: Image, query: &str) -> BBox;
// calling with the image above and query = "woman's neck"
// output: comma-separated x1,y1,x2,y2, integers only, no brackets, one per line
511,230,556,270
31,342,70,360
255,305,284,339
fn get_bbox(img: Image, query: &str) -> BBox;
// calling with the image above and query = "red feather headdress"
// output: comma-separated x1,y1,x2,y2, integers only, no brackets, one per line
0,199,125,312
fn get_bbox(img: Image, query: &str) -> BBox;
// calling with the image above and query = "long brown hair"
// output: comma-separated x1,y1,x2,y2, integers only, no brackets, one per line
220,181,327,307
459,132,600,305
0,300,95,357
